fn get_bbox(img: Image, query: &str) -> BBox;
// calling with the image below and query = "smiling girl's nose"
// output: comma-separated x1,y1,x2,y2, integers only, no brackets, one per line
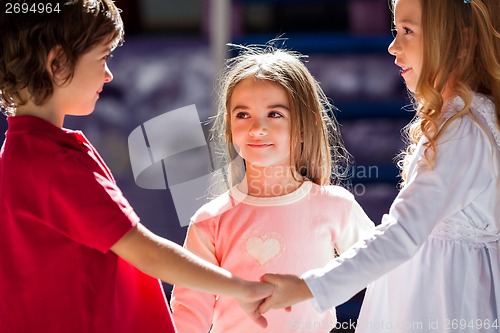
388,37,399,56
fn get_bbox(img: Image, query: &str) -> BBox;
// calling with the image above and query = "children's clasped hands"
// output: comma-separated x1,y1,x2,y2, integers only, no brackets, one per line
243,273,314,323
259,273,313,314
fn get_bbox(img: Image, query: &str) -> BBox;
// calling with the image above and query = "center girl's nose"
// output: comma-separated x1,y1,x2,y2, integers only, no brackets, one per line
104,63,113,83
249,118,268,136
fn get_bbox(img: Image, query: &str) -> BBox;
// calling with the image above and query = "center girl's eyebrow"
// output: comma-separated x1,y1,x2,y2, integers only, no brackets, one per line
231,104,290,113
268,104,290,111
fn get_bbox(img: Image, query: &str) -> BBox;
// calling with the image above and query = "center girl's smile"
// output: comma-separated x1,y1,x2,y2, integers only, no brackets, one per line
247,142,273,148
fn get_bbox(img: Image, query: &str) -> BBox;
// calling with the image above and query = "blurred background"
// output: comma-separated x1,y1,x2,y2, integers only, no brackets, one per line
0,1,414,332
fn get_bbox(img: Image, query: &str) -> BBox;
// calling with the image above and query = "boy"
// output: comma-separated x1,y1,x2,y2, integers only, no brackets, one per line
0,1,272,332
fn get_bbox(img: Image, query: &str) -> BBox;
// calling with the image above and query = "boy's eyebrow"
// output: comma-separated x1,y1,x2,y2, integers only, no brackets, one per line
99,45,112,53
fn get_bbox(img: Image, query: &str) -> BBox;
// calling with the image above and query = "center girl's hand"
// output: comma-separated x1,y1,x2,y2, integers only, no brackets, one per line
237,280,275,328
258,273,314,314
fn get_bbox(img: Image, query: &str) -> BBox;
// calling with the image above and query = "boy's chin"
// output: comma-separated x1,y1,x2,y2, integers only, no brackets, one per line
67,109,95,117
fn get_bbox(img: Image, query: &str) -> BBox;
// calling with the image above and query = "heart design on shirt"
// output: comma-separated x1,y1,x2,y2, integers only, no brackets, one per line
245,235,283,265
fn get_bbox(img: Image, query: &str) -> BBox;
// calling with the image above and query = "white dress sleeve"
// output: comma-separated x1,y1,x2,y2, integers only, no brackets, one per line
170,221,217,332
302,114,494,312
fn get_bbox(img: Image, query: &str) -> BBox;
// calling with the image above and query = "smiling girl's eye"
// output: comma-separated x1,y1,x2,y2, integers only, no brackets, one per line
391,26,413,38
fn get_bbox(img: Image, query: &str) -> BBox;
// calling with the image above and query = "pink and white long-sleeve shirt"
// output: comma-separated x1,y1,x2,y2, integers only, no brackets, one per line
171,181,374,333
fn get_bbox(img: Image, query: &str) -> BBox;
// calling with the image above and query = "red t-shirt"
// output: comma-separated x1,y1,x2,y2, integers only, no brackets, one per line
0,116,176,333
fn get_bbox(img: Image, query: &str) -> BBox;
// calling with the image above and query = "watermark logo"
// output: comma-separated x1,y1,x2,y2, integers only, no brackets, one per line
128,105,229,227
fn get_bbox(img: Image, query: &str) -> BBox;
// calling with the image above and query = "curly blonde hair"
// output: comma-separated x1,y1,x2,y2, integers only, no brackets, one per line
394,0,500,183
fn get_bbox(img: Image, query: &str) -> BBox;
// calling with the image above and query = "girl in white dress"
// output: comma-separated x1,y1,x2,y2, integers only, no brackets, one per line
259,0,500,332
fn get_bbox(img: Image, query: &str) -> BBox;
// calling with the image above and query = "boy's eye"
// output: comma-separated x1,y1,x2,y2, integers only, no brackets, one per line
268,111,283,118
103,53,113,61
391,28,397,37
403,27,412,34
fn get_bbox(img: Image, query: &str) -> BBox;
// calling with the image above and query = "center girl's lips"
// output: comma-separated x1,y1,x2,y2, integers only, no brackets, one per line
247,142,273,148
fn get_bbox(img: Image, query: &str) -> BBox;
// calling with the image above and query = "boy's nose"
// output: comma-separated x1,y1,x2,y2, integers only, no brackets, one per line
104,63,113,83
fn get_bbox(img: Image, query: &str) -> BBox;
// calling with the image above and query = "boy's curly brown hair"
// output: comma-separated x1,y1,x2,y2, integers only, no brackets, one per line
0,0,124,116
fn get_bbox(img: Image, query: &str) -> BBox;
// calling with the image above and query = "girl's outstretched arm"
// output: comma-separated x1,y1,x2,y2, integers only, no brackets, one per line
111,223,274,327
259,273,313,313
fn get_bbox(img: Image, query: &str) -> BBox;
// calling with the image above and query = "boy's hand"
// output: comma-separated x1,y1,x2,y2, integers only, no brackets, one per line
237,281,275,328
258,274,313,314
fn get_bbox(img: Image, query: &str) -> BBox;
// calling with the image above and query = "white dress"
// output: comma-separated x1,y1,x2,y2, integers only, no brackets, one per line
303,93,500,333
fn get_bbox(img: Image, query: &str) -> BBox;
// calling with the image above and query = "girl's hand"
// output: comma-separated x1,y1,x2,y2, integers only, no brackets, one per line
258,273,313,314
237,280,275,328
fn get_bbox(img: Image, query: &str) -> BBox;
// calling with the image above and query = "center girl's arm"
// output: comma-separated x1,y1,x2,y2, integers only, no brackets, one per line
110,223,273,327
170,222,219,332
335,198,375,253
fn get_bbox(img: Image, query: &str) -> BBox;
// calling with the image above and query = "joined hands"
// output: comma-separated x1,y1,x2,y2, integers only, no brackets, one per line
240,273,314,327
259,273,313,313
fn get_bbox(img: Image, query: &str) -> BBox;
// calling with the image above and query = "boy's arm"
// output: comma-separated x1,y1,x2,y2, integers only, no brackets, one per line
110,223,273,327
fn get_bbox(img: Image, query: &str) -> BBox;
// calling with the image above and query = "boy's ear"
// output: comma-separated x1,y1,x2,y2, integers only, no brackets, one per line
46,45,68,81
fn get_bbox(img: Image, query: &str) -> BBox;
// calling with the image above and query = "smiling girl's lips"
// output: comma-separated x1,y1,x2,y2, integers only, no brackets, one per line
398,66,413,76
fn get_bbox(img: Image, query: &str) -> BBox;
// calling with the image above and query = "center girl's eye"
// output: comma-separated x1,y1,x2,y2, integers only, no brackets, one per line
268,111,283,118
391,28,398,38
235,112,250,119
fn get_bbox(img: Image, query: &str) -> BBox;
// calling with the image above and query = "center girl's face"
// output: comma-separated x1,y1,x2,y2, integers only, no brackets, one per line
388,0,423,93
229,77,293,169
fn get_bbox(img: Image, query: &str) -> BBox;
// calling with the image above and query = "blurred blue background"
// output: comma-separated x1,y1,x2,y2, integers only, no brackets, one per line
0,1,414,331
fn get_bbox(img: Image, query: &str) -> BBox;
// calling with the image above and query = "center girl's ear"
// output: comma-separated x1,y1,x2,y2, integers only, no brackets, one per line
46,45,70,83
